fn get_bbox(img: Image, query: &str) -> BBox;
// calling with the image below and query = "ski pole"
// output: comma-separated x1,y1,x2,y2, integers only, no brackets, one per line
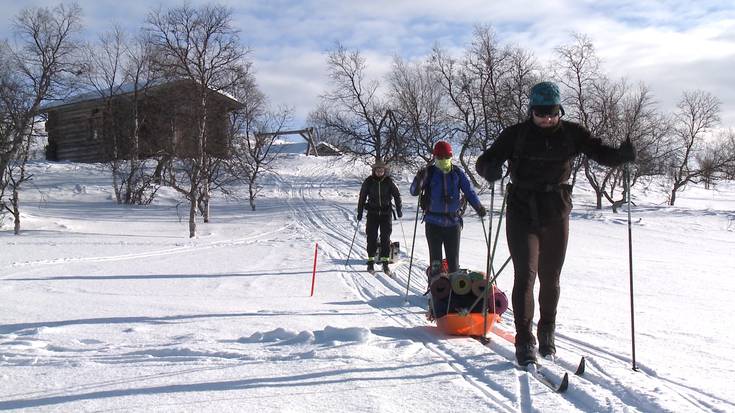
487,183,495,256
346,219,360,265
488,191,507,276
481,183,496,341
483,186,508,340
403,195,421,304
479,215,492,343
626,161,638,371
398,213,409,258
468,254,511,312
478,213,497,281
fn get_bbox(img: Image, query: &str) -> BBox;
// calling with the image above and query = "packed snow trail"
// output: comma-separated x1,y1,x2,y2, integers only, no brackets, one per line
276,158,729,413
2,159,732,412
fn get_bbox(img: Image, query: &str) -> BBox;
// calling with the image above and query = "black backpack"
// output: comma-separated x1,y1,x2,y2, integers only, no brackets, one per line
418,165,468,217
418,166,435,212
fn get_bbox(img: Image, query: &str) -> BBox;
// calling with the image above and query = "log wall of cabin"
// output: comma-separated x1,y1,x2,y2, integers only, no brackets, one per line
46,102,111,162
45,85,236,163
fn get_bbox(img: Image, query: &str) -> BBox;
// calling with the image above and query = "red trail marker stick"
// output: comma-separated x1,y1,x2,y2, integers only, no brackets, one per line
310,243,319,296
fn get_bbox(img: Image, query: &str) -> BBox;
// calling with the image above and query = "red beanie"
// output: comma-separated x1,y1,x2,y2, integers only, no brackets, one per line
433,141,453,157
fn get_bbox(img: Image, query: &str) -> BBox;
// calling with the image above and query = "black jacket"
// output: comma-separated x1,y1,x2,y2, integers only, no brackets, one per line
358,174,402,217
476,119,628,224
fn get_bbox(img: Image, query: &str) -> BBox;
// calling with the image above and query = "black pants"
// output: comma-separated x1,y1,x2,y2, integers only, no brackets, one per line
506,212,569,346
425,222,462,273
366,213,392,259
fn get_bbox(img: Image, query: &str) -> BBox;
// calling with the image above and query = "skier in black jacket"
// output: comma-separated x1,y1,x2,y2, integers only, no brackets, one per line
475,81,635,367
357,160,402,274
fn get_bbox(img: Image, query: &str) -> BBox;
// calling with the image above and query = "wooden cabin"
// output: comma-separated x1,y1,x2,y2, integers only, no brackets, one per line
41,80,240,162
313,141,341,156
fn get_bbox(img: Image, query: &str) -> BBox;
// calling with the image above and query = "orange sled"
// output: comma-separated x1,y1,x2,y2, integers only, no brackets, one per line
436,312,500,336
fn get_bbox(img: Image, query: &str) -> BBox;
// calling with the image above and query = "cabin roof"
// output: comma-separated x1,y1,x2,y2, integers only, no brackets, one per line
39,79,240,112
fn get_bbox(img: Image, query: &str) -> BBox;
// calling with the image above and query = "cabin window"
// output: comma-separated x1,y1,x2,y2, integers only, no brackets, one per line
89,108,102,141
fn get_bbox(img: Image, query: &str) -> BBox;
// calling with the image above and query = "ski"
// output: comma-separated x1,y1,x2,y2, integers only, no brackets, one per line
367,268,395,278
471,333,581,393
543,355,586,376
523,363,569,393
527,355,585,393
574,356,586,376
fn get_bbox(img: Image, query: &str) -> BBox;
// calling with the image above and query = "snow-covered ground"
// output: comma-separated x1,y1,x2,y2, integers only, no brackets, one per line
1,153,734,412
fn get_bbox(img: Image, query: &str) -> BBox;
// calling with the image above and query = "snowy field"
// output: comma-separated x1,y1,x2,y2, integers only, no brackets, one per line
1,152,734,412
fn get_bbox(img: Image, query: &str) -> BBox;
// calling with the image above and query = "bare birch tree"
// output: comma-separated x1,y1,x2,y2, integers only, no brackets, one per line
388,56,452,168
554,32,603,190
84,27,160,205
427,26,540,189
0,3,83,233
429,45,482,176
84,26,128,201
223,70,273,211
229,106,292,211
464,25,540,188
0,118,41,234
723,130,735,180
146,4,251,237
667,90,721,205
119,31,161,205
312,42,398,164
505,47,539,125
598,83,668,211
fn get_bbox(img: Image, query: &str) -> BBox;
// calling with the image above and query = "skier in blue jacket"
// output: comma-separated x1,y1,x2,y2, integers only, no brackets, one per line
410,141,487,277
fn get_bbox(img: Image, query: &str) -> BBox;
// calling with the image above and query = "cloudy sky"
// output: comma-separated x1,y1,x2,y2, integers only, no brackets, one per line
2,0,734,129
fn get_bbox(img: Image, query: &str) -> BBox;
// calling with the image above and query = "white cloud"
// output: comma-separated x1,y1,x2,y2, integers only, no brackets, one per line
253,49,329,122
2,0,734,128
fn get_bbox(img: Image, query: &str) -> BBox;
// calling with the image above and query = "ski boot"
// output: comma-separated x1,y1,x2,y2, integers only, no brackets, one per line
382,261,391,276
515,343,538,368
538,328,556,361
367,260,375,274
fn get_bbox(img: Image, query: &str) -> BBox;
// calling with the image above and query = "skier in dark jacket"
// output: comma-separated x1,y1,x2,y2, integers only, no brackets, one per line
410,141,487,276
357,160,402,274
475,81,636,366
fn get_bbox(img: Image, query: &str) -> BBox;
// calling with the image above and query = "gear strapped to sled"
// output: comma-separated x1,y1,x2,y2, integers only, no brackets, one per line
427,266,508,336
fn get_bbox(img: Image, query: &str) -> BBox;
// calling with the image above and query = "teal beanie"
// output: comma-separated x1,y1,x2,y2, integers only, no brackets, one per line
529,81,561,106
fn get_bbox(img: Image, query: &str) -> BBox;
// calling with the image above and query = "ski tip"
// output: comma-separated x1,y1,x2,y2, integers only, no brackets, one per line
557,372,569,393
575,356,586,376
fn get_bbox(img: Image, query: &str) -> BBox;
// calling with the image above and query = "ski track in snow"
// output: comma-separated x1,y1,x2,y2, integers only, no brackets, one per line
2,161,732,412
276,162,729,413
3,226,290,277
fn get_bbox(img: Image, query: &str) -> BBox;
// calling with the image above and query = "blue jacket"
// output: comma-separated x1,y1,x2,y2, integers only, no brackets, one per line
410,164,482,227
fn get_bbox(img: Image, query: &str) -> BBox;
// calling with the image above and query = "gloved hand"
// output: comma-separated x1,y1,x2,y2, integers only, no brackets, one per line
357,211,363,221
396,208,403,218
619,139,636,163
415,168,427,184
477,162,503,182
476,206,487,217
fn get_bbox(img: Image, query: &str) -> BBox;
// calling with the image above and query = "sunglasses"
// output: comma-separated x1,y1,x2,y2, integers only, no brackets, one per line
533,110,561,119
